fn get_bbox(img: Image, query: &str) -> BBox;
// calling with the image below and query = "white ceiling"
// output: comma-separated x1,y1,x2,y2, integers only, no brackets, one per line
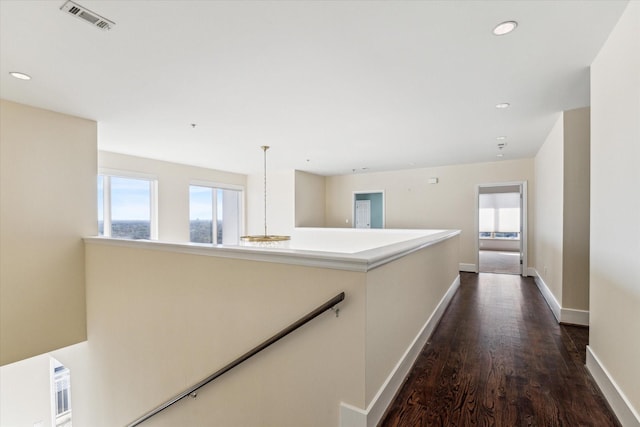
0,0,628,175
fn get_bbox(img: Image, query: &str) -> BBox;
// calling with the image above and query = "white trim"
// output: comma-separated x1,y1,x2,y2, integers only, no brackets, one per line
85,229,461,273
586,346,640,427
189,179,245,192
340,275,461,427
560,308,589,326
459,263,476,272
475,181,528,276
533,268,561,322
527,267,537,277
98,167,158,181
532,269,590,325
339,403,367,427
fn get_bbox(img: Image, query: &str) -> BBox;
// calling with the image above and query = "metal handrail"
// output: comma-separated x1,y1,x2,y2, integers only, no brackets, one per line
126,291,345,427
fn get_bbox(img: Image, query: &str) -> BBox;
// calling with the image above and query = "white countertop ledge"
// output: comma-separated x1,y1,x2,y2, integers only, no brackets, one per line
84,228,461,272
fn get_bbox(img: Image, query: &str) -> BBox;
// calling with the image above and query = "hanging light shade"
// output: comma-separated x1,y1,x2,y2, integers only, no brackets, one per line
241,146,290,246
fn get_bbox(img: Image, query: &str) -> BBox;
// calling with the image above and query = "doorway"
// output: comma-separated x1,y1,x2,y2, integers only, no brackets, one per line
353,191,384,229
475,182,528,276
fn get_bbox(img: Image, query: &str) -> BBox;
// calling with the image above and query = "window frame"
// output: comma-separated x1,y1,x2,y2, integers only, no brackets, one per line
189,180,244,245
50,358,72,427
98,168,159,240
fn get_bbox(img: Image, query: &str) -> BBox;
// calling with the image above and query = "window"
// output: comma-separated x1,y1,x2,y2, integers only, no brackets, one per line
190,184,242,245
479,192,520,240
98,173,158,240
51,358,72,427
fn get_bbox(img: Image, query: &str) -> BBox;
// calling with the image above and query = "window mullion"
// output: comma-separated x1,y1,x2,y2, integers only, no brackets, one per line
103,176,112,237
212,188,219,244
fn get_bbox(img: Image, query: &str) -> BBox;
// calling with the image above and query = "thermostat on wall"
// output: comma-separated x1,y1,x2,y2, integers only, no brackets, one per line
428,177,439,184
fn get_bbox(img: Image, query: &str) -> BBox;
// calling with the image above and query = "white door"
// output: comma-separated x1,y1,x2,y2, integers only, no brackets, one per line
355,200,371,229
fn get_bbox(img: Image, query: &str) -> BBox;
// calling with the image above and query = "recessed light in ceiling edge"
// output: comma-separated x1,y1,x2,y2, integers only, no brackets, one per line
493,21,518,36
9,72,31,80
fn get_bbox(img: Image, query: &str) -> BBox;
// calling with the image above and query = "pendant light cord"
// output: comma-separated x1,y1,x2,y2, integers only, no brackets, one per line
261,145,269,237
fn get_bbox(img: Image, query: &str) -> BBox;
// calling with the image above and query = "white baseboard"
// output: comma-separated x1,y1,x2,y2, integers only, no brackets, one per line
531,268,589,326
459,263,476,272
532,269,561,322
526,267,536,277
340,274,461,427
586,346,640,427
560,308,589,326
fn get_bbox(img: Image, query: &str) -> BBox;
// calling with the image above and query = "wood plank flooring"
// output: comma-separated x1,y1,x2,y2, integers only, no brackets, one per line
379,272,619,427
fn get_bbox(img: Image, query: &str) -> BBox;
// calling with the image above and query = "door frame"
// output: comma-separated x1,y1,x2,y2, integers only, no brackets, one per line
474,181,528,276
352,190,385,229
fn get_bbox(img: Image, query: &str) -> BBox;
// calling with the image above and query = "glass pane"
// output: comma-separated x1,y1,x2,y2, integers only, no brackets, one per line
97,175,104,236
110,177,151,239
190,186,213,243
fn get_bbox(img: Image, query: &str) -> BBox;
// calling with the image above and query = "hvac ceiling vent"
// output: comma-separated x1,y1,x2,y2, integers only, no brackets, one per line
60,0,115,31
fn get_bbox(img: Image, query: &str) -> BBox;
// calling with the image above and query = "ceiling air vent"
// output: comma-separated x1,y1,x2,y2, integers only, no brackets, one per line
60,0,115,31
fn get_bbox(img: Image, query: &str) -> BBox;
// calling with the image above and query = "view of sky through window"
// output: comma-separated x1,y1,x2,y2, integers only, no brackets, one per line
189,186,223,221
111,177,151,220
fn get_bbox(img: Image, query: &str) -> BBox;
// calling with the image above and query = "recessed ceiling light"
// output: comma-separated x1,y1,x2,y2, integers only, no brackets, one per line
497,153,504,158
493,21,518,36
496,136,507,140
9,72,31,80
495,103,510,109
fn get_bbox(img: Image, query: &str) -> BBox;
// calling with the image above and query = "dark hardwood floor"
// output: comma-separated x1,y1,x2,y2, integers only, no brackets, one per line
380,272,619,427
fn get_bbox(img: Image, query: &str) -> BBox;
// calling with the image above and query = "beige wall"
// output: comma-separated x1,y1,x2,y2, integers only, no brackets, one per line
99,151,247,243
365,235,459,404
562,107,590,310
77,241,366,426
325,159,535,268
533,107,591,313
0,100,95,366
246,169,295,237
534,114,564,303
590,0,640,417
295,170,326,227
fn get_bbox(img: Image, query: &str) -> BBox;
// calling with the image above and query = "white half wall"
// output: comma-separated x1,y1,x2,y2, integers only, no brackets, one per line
325,159,535,269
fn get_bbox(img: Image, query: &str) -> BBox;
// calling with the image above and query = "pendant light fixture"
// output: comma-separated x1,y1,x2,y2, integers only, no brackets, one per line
241,146,290,246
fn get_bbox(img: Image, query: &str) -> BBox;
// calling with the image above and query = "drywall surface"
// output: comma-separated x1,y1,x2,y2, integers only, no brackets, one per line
246,169,295,237
590,0,640,419
99,151,246,243
365,235,459,404
562,107,590,311
325,158,534,267
78,241,366,426
534,114,564,306
295,170,326,227
0,100,95,365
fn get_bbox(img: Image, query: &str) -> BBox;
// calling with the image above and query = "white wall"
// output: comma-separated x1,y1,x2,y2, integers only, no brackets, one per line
325,159,535,269
534,115,565,305
589,1,640,423
246,169,295,237
99,151,246,243
0,354,53,427
0,100,95,366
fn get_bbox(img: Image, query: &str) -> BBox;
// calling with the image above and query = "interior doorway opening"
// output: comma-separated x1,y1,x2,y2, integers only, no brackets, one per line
475,182,528,276
353,191,385,229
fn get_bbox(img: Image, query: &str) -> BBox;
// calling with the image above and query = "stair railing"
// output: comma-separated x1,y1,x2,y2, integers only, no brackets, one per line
126,291,345,426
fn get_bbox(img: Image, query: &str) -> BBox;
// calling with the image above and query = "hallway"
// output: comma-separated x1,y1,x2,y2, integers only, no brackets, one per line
380,273,619,426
